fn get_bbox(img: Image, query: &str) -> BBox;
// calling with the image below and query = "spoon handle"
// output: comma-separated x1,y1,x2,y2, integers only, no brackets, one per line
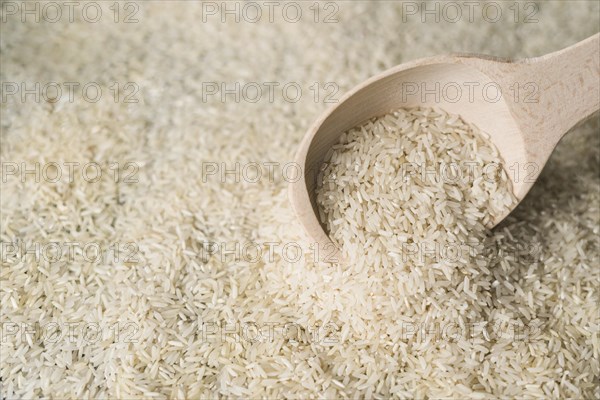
501,34,599,159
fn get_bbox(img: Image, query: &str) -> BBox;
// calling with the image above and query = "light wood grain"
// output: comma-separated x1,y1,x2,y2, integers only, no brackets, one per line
290,34,599,259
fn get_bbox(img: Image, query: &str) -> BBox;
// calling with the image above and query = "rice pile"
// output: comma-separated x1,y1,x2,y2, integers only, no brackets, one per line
316,107,597,398
317,107,517,268
1,1,599,399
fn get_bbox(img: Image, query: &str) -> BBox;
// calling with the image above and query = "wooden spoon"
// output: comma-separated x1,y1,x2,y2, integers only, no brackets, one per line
290,34,599,259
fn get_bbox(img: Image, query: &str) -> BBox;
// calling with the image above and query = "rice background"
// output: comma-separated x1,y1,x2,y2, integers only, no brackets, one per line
1,1,599,398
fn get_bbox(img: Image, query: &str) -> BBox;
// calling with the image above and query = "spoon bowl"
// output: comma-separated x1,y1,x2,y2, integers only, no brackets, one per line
290,34,599,257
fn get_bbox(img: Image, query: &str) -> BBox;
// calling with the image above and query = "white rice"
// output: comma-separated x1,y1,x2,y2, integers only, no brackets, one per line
317,107,517,269
1,2,598,399
314,107,597,397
